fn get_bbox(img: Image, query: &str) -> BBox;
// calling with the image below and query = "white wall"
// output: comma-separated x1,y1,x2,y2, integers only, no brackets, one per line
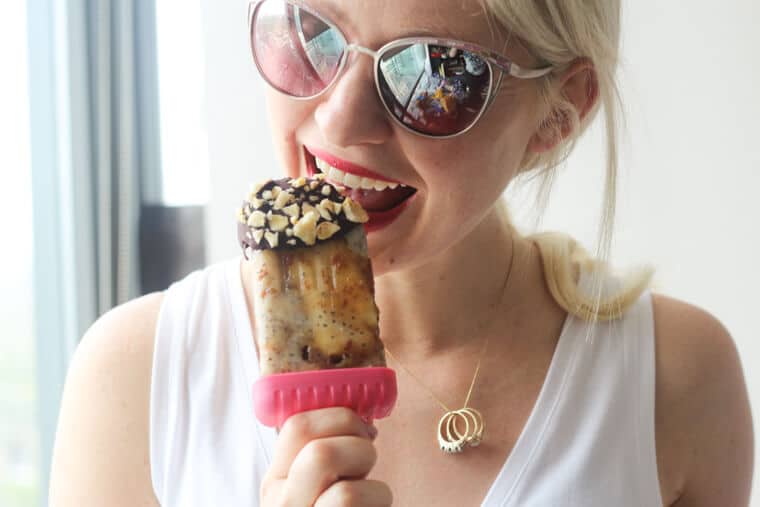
199,1,759,502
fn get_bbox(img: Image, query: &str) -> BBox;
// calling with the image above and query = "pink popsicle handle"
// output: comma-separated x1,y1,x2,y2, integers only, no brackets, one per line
252,367,397,428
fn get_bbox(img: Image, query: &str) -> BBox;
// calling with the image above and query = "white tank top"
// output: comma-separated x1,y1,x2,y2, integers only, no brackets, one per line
150,258,664,506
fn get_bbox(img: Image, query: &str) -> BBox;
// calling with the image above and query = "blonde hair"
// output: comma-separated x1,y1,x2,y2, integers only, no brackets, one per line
483,0,655,325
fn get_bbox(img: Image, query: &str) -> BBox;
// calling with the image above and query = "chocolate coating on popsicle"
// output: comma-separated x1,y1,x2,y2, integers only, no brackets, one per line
237,176,368,256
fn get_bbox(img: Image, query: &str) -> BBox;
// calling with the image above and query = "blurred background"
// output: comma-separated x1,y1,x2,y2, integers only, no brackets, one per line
0,0,757,506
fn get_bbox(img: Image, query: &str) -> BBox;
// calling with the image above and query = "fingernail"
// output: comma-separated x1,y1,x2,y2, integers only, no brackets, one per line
367,424,378,440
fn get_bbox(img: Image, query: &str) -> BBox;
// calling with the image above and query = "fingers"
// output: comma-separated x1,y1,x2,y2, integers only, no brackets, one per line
314,479,393,507
269,407,375,479
282,436,378,506
261,407,383,507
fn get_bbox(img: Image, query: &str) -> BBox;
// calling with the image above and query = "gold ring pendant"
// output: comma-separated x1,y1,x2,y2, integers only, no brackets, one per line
437,408,485,454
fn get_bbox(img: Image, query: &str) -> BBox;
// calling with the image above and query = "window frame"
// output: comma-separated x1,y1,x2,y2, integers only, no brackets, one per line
27,0,163,502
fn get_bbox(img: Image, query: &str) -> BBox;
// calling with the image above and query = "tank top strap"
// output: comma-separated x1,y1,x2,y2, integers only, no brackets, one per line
150,258,272,505
489,268,664,506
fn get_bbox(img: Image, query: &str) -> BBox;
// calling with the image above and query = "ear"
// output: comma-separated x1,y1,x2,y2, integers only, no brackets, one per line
527,58,599,154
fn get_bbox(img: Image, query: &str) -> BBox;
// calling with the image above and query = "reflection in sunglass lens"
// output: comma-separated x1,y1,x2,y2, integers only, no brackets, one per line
378,43,491,136
251,0,346,97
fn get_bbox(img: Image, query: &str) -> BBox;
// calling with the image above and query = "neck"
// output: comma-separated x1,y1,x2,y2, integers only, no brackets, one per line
375,206,535,361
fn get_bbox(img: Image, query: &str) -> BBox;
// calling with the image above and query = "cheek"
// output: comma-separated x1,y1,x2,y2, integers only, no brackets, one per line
265,91,314,178
431,100,537,194
409,135,521,203
265,90,307,134
416,152,506,240
399,125,526,244
408,86,537,183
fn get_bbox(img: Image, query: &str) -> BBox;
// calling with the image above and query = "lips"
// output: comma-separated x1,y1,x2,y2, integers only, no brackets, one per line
306,146,404,185
303,147,417,231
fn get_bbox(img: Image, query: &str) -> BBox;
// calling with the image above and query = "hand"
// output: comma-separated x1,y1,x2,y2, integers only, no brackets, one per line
260,407,392,506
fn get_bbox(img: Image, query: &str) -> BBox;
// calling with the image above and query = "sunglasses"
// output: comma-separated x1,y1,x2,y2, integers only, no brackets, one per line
248,0,555,138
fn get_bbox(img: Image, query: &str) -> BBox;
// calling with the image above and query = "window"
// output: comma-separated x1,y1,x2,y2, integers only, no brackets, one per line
156,0,210,206
0,3,40,506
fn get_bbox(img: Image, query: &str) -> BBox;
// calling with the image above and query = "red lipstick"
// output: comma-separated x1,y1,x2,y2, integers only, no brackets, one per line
364,193,417,233
305,146,402,185
303,146,416,234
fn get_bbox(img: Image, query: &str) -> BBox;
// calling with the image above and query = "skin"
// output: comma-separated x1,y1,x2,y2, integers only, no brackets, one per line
48,0,754,506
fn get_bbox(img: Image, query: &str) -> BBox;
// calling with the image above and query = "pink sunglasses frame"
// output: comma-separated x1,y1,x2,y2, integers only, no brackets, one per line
248,0,555,138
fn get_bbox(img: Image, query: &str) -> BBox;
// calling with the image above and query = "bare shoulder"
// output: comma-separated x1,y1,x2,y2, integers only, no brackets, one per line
49,292,165,507
651,293,754,507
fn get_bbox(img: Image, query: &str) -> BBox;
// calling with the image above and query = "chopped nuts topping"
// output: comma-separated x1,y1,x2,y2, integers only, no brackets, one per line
293,211,319,245
240,176,372,251
264,231,279,248
316,221,341,240
315,201,332,220
342,197,369,223
247,211,266,228
302,202,317,218
282,203,300,218
319,199,340,215
273,191,292,210
268,214,289,232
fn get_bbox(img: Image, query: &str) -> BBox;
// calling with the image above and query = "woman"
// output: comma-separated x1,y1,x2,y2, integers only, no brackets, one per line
49,0,754,505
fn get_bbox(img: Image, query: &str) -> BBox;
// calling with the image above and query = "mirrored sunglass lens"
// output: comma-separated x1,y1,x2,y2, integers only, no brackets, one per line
377,43,492,136
252,0,345,97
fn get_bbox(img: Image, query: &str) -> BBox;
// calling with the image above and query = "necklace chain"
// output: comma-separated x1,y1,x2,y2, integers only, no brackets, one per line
384,234,516,414
385,332,489,413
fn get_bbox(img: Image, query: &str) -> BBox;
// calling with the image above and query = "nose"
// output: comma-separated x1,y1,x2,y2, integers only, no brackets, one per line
313,53,394,147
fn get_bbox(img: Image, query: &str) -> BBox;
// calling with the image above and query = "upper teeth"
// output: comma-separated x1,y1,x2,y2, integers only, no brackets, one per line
315,157,405,191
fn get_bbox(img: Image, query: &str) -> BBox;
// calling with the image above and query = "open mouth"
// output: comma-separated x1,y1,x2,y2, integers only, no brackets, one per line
303,147,418,225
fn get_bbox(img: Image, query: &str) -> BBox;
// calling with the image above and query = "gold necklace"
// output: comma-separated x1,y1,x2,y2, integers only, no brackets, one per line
385,235,516,454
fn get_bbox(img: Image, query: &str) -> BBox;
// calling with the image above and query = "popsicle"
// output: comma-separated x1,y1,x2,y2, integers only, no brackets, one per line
237,175,396,426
